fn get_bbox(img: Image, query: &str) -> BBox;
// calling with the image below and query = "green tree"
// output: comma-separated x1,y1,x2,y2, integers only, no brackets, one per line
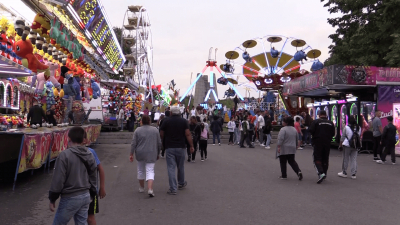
322,0,400,67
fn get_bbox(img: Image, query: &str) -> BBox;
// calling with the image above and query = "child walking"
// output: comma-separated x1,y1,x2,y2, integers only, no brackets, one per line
227,117,236,145
199,123,209,161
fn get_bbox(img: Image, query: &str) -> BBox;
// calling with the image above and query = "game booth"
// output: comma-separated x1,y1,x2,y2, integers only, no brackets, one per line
283,65,400,154
0,0,126,188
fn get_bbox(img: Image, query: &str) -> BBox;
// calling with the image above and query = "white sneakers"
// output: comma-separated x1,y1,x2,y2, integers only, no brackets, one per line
260,144,265,147
338,172,347,178
376,160,384,164
297,147,303,150
338,172,356,179
140,187,155,197
265,146,271,149
148,189,155,197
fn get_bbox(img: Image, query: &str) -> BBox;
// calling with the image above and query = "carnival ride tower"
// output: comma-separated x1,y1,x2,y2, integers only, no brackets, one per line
180,48,244,103
121,5,154,103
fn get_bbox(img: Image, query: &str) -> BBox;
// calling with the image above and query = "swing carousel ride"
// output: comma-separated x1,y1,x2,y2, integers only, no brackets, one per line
220,35,324,95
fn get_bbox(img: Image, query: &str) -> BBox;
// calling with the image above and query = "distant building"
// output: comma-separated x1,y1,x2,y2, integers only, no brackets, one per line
193,74,218,107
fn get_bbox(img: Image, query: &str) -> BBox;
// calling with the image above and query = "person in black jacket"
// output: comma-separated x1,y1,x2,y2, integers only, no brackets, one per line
377,116,397,165
210,116,222,146
27,101,47,126
188,116,201,162
309,110,335,184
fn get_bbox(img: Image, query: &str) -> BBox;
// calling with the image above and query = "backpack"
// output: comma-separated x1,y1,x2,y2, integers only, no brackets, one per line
347,125,361,149
249,123,255,131
190,124,199,142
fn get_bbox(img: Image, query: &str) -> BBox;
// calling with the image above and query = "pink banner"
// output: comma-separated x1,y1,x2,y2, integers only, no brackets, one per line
18,132,53,173
376,67,400,82
18,125,101,173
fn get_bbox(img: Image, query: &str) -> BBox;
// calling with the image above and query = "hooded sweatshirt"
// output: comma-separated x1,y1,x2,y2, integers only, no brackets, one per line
48,145,97,203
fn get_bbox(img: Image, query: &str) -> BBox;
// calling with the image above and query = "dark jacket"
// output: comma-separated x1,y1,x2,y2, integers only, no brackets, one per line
210,120,222,134
309,118,335,144
27,105,47,125
381,123,397,147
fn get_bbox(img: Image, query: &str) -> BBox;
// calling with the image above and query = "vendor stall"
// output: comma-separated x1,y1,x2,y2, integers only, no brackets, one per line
283,65,400,154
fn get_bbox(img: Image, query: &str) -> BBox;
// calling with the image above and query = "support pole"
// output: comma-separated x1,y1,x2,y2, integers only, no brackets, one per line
13,134,25,191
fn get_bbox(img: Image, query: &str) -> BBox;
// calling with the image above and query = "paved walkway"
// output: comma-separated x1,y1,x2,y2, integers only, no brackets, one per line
1,142,400,225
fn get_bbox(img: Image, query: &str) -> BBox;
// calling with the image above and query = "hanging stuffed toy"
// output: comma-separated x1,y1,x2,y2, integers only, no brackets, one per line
91,79,101,99
63,73,77,99
31,14,50,38
14,34,50,77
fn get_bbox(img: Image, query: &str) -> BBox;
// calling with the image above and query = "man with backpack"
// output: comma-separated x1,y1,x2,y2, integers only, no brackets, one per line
376,116,397,165
240,116,254,148
49,127,97,225
309,110,335,184
338,115,361,179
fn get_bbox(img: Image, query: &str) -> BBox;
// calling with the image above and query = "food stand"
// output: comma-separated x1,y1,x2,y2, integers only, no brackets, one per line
0,0,123,188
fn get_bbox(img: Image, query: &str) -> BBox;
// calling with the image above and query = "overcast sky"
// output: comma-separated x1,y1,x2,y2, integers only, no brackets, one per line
2,0,338,99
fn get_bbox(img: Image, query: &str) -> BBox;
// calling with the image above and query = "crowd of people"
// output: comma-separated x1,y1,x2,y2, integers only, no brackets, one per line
46,102,397,224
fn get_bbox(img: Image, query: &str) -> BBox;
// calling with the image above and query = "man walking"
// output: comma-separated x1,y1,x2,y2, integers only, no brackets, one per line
377,116,397,165
49,127,97,225
309,110,335,184
372,111,383,161
160,106,194,195
257,111,265,146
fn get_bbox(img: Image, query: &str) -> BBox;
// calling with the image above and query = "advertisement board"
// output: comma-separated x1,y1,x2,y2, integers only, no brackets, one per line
377,85,400,154
68,0,125,71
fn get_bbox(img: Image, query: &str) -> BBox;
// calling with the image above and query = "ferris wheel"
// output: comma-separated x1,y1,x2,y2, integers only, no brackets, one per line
122,6,154,102
221,35,323,91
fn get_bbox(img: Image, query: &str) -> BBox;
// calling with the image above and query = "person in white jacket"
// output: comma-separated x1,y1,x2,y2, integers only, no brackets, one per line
227,117,236,145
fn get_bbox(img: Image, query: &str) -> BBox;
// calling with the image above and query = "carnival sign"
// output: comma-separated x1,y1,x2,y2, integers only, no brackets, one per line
67,0,126,72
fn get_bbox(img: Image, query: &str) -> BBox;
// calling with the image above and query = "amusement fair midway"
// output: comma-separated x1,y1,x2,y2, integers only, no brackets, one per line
0,0,400,224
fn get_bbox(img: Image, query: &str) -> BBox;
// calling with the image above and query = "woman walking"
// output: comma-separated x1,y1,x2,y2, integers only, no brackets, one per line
199,123,209,161
276,117,303,180
130,115,162,197
227,117,236,145
338,115,361,179
188,116,201,162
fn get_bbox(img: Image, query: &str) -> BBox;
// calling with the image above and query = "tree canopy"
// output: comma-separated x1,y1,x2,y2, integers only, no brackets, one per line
322,0,400,67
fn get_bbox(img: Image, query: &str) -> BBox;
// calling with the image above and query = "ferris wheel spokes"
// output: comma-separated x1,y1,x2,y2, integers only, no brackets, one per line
273,37,289,73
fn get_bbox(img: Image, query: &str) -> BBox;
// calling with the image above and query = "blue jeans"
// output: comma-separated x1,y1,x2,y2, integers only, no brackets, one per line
234,128,240,144
166,148,186,192
53,192,91,225
213,132,220,144
265,134,271,147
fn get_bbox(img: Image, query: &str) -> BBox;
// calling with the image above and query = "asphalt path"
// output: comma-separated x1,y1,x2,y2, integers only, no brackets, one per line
1,142,400,225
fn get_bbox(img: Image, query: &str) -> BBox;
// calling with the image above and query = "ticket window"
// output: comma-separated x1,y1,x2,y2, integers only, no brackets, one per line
350,103,358,122
340,105,347,135
309,108,314,119
0,83,4,106
324,106,329,120
315,107,321,119
331,105,338,141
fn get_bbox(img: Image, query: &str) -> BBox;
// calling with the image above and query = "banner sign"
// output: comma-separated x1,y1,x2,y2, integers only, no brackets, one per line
18,132,53,173
17,125,101,174
377,85,400,155
283,68,330,95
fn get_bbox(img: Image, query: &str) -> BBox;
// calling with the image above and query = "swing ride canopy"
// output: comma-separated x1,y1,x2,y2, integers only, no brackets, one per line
222,35,323,91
